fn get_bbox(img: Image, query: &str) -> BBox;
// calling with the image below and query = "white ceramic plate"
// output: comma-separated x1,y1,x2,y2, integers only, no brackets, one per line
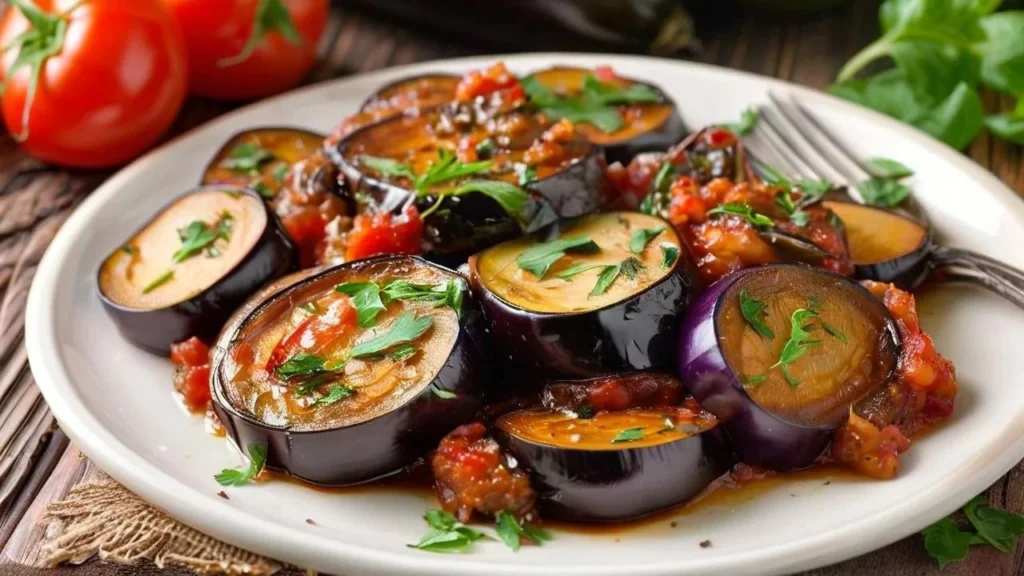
25,53,1024,576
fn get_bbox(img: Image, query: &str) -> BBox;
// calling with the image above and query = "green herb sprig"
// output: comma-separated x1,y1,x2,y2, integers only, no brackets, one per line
739,291,774,339
214,443,268,486
922,495,1024,568
522,73,661,133
706,203,774,228
172,212,234,263
516,236,600,278
629,226,665,254
494,510,553,552
409,509,491,553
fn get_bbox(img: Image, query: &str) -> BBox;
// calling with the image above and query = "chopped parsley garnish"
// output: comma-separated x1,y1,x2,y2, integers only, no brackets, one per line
390,343,417,362
251,181,275,199
141,270,174,294
214,443,267,486
475,138,496,158
575,404,595,419
275,351,329,380
856,177,912,207
770,308,824,387
409,509,490,554
172,212,233,263
335,279,464,324
921,495,1024,568
555,262,605,281
515,164,536,185
761,163,830,222
494,510,553,552
611,427,645,443
590,257,645,296
522,73,661,133
223,143,275,174
742,374,767,386
431,385,457,399
639,161,675,216
864,157,913,180
334,282,386,327
350,311,433,358
271,163,289,182
618,256,645,280
726,106,760,135
359,155,416,181
629,226,665,254
516,236,600,278
661,245,680,269
706,203,774,228
315,384,354,406
738,290,774,339
300,301,319,314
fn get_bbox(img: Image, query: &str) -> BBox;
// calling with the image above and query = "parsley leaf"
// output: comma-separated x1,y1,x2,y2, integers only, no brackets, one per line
222,143,274,174
611,427,645,443
555,262,605,281
448,180,531,223
214,443,268,487
727,106,760,135
522,73,660,133
864,157,914,179
315,384,354,406
629,226,665,254
494,510,552,552
350,311,433,358
515,163,537,185
416,149,493,189
590,265,620,296
706,203,774,228
334,282,386,327
275,352,328,380
142,270,174,294
742,374,767,386
857,177,912,207
381,279,464,315
770,309,824,387
618,256,645,280
516,236,600,278
739,290,774,339
639,161,675,216
172,212,233,263
359,155,416,181
409,509,490,554
390,343,417,362
661,245,680,269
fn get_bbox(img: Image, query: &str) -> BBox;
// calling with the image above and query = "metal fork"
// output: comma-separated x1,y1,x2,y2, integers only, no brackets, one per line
744,90,1024,311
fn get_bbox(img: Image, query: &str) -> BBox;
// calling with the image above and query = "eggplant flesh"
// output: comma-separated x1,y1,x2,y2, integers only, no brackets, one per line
202,128,325,189
495,404,731,522
334,104,605,264
823,200,931,288
679,264,900,470
469,211,699,382
97,187,297,355
210,256,488,485
528,66,687,163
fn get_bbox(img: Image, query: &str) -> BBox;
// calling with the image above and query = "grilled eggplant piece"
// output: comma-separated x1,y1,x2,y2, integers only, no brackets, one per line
526,66,687,163
98,187,297,355
469,211,698,383
211,256,488,486
202,127,325,192
678,264,900,470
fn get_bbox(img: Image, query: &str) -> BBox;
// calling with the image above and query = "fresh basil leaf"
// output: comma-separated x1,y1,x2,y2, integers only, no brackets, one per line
963,495,1024,553
864,157,915,179
890,41,979,105
857,177,913,207
984,112,1024,144
611,427,645,443
739,290,774,339
661,245,680,269
350,311,433,358
916,81,984,150
979,12,1024,95
142,270,174,294
922,517,985,569
706,203,774,228
629,226,665,254
214,443,268,487
727,106,760,135
360,155,416,181
516,236,600,278
590,265,620,296
275,352,327,380
223,143,274,173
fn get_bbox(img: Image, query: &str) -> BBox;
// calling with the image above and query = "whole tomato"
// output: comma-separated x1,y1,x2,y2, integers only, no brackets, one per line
166,0,328,101
0,0,188,168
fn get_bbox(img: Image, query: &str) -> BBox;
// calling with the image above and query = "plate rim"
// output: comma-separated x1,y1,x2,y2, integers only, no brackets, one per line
24,52,1024,576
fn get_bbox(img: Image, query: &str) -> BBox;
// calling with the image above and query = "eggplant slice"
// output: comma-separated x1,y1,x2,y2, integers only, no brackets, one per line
495,392,730,522
98,187,297,355
202,128,325,192
679,264,900,470
469,211,698,382
211,256,488,486
526,66,687,163
334,103,606,264
822,200,931,287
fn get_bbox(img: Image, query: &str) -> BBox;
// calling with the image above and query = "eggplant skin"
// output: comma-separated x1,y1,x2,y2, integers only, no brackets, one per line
494,424,731,522
469,238,699,385
98,187,298,356
679,265,879,471
210,256,489,486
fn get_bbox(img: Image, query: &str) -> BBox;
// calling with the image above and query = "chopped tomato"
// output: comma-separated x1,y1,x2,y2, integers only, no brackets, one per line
170,337,212,412
281,208,328,268
830,413,911,479
455,62,523,103
594,65,617,83
705,127,737,149
344,205,423,261
170,337,210,367
266,296,357,371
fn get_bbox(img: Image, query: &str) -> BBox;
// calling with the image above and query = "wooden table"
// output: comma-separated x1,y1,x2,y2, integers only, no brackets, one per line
1,1,1022,575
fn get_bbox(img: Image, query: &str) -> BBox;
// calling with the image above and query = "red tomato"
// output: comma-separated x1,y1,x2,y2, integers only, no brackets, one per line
166,0,328,100
345,205,424,262
0,0,187,168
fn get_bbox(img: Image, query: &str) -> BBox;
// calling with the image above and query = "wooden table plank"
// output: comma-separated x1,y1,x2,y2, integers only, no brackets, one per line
0,1,1022,574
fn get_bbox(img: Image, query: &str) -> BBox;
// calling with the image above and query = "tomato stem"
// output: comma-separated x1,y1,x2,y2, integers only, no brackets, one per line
4,0,69,142
218,0,301,68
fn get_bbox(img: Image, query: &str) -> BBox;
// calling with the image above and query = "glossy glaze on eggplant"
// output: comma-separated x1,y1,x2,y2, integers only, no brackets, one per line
211,256,488,485
823,200,931,287
203,128,325,191
98,187,297,355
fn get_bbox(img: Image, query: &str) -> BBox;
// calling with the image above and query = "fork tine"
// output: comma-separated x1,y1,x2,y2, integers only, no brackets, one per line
767,91,873,186
759,104,851,186
745,139,803,180
750,118,824,181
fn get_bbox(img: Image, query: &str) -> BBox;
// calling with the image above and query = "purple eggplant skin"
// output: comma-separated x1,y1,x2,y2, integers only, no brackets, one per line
468,222,700,385
97,187,298,356
210,256,489,486
494,420,732,522
678,264,898,471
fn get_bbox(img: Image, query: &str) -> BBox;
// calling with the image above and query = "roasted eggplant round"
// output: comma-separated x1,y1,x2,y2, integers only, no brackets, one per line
211,256,489,486
678,264,900,470
469,211,698,382
822,200,931,287
334,103,606,265
98,186,297,355
526,66,687,163
202,127,325,192
495,379,730,522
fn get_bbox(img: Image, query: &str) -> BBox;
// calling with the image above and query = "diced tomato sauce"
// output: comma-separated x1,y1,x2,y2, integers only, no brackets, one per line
455,62,524,103
593,65,617,83
432,422,537,523
266,295,357,372
829,282,956,479
522,119,575,165
344,205,423,261
281,209,328,268
170,337,212,413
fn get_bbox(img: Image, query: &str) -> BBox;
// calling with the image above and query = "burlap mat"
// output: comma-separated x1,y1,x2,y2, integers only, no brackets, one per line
37,473,285,575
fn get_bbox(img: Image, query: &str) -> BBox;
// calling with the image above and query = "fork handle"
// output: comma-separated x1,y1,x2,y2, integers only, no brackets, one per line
929,246,1024,311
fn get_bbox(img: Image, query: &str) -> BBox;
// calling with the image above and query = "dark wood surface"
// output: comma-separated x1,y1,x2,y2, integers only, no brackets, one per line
1,1,1022,574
